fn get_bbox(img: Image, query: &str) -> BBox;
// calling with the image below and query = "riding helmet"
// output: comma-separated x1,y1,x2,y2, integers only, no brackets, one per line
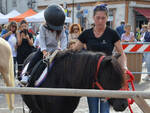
44,4,65,31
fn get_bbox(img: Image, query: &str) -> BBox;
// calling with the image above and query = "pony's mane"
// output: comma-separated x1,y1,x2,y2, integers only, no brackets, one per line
49,50,106,88
55,50,106,60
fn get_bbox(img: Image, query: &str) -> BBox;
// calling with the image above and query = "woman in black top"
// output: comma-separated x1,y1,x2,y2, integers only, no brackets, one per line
17,20,34,78
73,4,127,113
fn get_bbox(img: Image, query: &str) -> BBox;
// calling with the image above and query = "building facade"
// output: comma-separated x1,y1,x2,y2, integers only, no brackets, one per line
0,0,37,14
37,0,150,31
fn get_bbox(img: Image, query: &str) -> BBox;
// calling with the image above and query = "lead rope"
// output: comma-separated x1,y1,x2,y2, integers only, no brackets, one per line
125,70,135,113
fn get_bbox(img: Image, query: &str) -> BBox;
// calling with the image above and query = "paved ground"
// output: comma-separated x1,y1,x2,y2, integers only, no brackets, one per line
0,63,150,113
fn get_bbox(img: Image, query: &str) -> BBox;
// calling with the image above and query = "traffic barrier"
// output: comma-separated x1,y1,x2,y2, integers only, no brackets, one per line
122,42,150,83
122,43,150,53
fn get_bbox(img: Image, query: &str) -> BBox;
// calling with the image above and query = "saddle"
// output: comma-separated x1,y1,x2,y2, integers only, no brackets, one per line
21,50,59,87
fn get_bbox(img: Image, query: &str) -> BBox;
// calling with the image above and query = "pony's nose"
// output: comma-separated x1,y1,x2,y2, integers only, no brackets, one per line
114,102,128,111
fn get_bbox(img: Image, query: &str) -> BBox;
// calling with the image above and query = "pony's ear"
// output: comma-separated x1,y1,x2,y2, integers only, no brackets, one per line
113,53,121,59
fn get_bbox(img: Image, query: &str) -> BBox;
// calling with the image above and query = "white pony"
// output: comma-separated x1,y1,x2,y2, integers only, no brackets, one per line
0,38,15,112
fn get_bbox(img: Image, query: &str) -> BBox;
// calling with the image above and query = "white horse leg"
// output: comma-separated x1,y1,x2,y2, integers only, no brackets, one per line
0,38,15,112
1,55,15,111
8,55,15,111
2,72,14,111
7,55,15,111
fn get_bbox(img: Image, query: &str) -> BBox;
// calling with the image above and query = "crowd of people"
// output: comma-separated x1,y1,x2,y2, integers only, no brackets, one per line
116,20,150,43
0,3,150,113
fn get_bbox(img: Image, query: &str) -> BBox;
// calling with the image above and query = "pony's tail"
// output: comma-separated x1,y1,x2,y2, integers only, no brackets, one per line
5,53,15,111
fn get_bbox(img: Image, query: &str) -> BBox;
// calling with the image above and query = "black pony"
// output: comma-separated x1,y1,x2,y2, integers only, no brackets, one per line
22,50,128,113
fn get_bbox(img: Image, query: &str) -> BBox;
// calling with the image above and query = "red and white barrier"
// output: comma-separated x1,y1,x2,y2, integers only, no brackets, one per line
122,43,150,52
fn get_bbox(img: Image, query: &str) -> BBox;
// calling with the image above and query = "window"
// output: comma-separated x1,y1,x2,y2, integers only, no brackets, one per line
12,0,17,7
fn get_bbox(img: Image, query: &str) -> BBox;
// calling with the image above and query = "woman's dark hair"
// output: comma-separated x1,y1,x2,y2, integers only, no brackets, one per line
93,4,108,16
20,20,27,25
9,21,17,33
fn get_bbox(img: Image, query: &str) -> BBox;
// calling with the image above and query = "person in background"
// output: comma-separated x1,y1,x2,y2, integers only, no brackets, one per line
68,23,82,42
1,24,10,41
33,33,40,49
116,20,125,37
72,4,127,113
121,24,135,42
64,24,69,43
0,25,2,34
135,27,141,41
17,20,34,79
2,21,18,77
20,4,67,84
140,24,148,42
143,22,150,81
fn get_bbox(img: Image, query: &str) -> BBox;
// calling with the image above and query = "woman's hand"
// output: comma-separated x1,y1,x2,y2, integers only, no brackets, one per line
2,31,12,39
17,32,22,46
71,40,84,51
8,31,13,35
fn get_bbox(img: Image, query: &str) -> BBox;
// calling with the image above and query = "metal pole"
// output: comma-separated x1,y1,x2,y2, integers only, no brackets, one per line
31,0,33,9
0,87,150,99
72,0,74,23
6,0,7,14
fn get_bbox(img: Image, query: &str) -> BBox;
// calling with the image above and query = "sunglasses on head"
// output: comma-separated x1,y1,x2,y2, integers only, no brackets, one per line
94,4,108,11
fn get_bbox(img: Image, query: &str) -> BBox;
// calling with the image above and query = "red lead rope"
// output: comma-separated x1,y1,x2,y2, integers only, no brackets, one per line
124,70,135,113
92,56,135,113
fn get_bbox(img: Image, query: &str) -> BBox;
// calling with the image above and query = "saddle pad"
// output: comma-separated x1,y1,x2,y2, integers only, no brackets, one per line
34,67,48,87
21,62,30,77
34,62,54,87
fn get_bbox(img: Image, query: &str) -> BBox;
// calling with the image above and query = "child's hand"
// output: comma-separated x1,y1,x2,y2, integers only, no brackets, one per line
42,50,49,58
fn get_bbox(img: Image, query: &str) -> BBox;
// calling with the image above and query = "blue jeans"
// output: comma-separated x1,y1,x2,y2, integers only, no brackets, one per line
144,53,150,72
87,97,110,113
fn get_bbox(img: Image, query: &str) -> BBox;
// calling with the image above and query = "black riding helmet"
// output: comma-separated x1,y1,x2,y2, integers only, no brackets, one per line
44,4,65,31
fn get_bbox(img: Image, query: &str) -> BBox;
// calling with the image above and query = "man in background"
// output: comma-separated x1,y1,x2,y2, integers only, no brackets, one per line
116,20,125,37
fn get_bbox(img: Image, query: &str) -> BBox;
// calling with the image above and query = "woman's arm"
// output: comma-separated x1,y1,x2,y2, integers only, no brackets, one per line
130,36,135,42
26,34,33,46
17,32,22,46
2,31,12,39
60,30,67,50
114,40,127,70
129,32,135,42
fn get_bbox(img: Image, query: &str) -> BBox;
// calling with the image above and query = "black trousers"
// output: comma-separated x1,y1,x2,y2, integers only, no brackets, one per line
27,49,43,74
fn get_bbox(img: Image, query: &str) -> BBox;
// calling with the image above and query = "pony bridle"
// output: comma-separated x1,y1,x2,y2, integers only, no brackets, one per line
92,56,105,90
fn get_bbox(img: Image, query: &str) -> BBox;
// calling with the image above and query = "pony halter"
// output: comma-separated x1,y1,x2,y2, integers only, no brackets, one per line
92,56,105,89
